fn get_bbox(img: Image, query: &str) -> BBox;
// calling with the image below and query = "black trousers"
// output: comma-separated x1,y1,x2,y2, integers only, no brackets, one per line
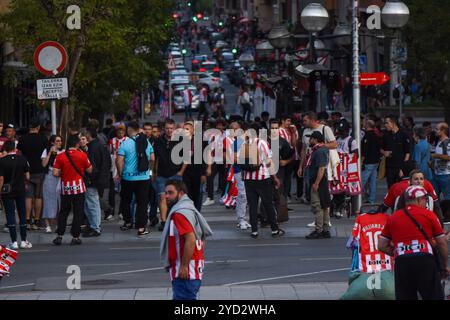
245,179,279,233
148,180,158,220
386,166,401,188
121,180,150,229
394,254,444,300
197,101,208,120
283,161,295,198
293,160,303,198
183,169,203,211
207,163,226,199
57,193,85,238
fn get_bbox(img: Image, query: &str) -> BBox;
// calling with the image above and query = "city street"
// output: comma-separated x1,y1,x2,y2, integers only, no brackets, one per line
0,200,354,298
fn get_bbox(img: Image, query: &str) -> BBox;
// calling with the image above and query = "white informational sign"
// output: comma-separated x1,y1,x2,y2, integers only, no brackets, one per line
37,78,69,100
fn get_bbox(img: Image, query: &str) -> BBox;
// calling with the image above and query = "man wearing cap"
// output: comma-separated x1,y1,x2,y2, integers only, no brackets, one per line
305,131,332,239
379,185,450,300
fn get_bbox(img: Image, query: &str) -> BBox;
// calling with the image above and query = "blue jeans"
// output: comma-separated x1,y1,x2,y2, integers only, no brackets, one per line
155,175,183,195
433,174,450,200
185,104,192,119
361,164,378,204
3,196,27,243
84,187,101,233
172,279,201,300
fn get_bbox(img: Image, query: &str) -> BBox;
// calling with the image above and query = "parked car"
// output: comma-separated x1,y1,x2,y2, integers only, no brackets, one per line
193,72,221,90
173,85,200,112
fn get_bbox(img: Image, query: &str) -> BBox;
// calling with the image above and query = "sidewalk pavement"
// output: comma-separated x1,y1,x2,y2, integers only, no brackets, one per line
0,282,348,300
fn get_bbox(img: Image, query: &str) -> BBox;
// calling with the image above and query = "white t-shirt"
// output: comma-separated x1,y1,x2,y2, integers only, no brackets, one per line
41,149,64,173
434,139,450,175
302,125,336,154
337,136,358,155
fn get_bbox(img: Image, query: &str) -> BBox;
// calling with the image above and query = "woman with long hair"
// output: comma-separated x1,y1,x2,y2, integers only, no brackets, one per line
41,135,64,233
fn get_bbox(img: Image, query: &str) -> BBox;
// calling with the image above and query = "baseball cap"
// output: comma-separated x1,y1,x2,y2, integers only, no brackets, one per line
337,120,350,132
6,124,15,129
404,186,428,200
310,131,324,142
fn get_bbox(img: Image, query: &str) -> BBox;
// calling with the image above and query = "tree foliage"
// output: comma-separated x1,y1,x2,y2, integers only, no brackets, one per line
404,0,450,121
0,0,176,128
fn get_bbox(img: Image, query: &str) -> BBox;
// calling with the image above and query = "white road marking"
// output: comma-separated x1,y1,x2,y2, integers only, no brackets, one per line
223,268,349,286
238,243,300,247
299,257,350,261
99,260,248,276
100,267,164,276
109,247,159,250
60,263,131,267
0,283,35,290
19,250,50,253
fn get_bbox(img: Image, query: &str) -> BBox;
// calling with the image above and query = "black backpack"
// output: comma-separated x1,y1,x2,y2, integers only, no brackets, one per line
131,134,149,173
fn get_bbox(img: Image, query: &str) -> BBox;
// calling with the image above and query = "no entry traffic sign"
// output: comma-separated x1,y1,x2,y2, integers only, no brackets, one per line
34,41,68,76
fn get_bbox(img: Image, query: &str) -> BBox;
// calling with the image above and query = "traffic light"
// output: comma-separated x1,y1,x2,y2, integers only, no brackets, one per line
181,48,187,55
192,16,198,22
218,21,224,27
196,13,203,20
232,48,238,55
187,2,191,7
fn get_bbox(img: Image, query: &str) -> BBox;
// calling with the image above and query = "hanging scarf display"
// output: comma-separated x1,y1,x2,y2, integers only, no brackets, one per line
330,153,362,196
0,245,17,280
221,166,237,209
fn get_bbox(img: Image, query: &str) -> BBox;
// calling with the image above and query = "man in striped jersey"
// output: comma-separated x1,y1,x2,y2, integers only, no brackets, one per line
161,180,212,300
279,115,298,201
52,135,93,246
241,123,284,239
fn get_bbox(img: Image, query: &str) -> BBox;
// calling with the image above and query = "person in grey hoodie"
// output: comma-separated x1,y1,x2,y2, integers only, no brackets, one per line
160,180,213,300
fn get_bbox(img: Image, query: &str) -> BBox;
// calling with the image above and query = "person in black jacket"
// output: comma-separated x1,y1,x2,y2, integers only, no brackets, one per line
361,120,381,204
82,128,112,237
182,121,210,211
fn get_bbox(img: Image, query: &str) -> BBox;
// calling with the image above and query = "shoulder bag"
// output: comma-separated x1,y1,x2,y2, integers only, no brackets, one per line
402,208,444,272
1,156,18,194
65,150,86,183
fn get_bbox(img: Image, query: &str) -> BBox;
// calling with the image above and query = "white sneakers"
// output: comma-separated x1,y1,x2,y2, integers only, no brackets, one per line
237,221,251,230
307,221,332,227
8,241,33,250
45,226,52,234
20,241,32,249
203,198,215,206
105,215,114,221
8,242,18,250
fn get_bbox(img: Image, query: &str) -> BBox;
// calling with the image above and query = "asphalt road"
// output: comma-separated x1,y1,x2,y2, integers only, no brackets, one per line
0,235,350,293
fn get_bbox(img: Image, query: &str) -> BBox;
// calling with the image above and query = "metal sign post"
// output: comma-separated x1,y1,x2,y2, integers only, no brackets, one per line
168,57,176,119
352,0,362,214
34,41,68,135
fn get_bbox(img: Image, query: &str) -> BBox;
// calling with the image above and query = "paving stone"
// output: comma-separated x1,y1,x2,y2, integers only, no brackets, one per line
261,284,298,300
230,285,265,300
103,288,137,300
135,288,169,300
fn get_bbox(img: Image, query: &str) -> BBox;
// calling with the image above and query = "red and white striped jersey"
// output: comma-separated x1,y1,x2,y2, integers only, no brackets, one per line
109,137,128,158
53,149,91,196
168,213,205,281
352,213,392,273
380,205,445,258
242,139,272,180
0,245,17,276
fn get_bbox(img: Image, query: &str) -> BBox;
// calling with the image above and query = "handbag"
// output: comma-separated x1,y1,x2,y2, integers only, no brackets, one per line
402,208,444,272
1,156,17,195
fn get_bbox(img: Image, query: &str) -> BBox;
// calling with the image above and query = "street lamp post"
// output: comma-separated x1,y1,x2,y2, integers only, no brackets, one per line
382,1,410,115
301,3,329,113
351,0,362,214
268,25,291,74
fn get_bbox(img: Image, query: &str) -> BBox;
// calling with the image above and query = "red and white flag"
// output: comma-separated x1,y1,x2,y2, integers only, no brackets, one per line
0,246,18,278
